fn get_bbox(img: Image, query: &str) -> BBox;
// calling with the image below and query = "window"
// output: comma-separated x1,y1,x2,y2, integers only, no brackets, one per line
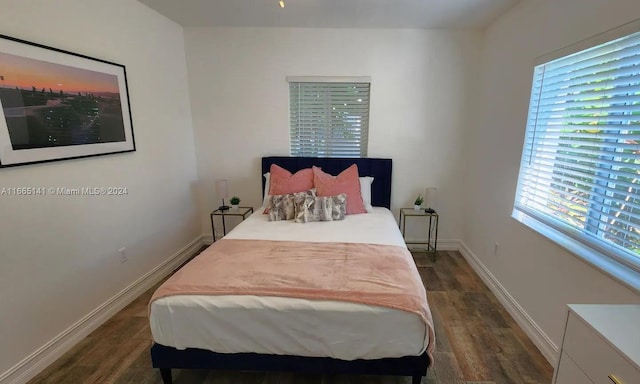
513,25,640,281
288,77,370,158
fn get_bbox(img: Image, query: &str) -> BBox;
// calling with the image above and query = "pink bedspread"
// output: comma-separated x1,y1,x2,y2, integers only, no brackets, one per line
151,238,435,358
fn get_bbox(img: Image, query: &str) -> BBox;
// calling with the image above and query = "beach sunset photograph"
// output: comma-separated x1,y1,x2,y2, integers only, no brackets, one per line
0,51,126,150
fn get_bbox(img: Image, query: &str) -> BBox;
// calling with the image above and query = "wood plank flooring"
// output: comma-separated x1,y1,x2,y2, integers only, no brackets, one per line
28,250,553,384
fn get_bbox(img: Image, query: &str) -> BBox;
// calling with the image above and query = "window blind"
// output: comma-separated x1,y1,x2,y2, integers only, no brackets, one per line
514,29,640,269
289,81,370,158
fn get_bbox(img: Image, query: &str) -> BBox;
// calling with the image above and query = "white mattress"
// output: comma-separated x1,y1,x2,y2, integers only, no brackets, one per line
150,208,428,360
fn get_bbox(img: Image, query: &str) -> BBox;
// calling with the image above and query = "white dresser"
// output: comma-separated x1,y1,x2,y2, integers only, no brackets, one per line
553,304,640,384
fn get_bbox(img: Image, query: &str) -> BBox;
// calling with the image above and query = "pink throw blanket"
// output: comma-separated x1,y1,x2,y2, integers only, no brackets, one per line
151,239,435,358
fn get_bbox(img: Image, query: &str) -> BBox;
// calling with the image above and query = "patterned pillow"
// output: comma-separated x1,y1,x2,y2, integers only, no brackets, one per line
268,193,296,221
292,189,316,212
294,193,347,223
295,196,329,223
330,193,347,220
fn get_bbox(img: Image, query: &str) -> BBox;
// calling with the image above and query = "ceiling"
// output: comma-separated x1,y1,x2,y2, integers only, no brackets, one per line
138,0,521,29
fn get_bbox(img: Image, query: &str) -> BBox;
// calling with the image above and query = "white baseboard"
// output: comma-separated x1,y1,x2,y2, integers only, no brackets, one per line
457,241,558,364
0,235,206,384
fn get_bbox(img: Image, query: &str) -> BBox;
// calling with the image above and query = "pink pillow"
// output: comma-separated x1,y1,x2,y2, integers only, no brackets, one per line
312,164,367,214
264,164,314,213
269,164,314,194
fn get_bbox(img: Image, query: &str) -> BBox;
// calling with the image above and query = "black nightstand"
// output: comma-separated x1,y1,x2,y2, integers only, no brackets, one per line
210,206,254,241
399,208,439,261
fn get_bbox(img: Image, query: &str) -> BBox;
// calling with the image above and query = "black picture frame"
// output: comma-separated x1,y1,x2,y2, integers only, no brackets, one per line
0,34,135,168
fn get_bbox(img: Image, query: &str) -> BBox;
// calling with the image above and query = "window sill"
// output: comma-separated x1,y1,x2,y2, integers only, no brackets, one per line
512,209,640,294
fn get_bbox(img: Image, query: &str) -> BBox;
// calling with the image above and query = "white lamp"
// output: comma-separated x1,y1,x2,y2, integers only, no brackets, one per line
215,179,229,211
424,187,437,213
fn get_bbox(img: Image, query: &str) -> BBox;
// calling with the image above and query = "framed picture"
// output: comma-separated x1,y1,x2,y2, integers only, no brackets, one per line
0,34,134,168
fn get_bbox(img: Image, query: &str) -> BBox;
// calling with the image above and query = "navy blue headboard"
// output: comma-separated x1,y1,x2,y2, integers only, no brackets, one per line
262,157,392,209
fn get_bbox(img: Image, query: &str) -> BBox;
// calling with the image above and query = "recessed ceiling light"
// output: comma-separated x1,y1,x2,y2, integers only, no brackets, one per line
279,0,285,8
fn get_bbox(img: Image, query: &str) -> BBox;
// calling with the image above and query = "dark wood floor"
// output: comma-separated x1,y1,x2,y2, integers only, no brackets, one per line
28,250,553,384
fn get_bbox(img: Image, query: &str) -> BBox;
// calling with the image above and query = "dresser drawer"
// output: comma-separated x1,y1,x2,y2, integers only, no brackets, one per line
555,352,593,384
563,312,640,384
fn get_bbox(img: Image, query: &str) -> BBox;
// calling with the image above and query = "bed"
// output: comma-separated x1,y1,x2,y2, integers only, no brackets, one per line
149,157,434,384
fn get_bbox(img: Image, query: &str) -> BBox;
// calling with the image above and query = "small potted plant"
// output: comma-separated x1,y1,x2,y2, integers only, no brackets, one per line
414,194,424,211
230,196,240,210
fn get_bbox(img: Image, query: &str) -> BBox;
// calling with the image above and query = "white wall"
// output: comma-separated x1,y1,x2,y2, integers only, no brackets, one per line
464,0,640,358
9,0,637,378
185,27,481,241
0,0,200,378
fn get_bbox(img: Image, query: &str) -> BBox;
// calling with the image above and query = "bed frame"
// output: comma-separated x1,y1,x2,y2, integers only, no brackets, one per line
150,156,431,384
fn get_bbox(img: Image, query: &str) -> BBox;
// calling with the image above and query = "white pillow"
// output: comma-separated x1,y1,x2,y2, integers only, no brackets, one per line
359,176,374,213
262,172,271,209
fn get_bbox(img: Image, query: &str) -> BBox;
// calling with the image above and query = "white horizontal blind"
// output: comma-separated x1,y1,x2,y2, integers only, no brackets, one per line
514,29,640,269
289,82,370,158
